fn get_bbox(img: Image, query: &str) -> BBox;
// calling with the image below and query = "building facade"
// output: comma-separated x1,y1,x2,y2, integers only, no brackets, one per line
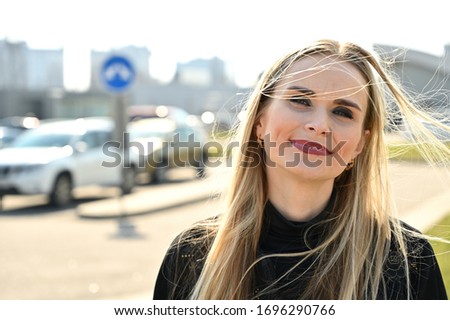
0,40,28,90
26,48,64,91
374,44,450,113
0,40,64,92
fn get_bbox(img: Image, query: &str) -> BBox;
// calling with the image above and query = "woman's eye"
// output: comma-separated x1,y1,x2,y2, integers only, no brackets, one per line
289,96,311,106
334,107,353,119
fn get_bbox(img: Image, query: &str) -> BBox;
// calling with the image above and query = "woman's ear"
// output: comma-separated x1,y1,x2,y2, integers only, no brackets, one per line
255,122,263,139
353,129,370,157
254,115,266,140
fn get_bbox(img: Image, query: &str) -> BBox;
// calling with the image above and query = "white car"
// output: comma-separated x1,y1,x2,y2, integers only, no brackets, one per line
128,118,209,183
0,117,137,207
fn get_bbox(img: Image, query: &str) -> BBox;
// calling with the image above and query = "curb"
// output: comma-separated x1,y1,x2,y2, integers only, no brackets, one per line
76,180,218,219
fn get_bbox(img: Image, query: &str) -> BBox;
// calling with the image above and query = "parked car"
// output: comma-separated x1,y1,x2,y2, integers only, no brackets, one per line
128,118,209,183
0,116,40,129
0,117,137,207
0,116,40,148
0,126,26,149
128,105,189,123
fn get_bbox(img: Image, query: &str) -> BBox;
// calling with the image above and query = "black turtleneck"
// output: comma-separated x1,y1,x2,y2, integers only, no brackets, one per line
153,191,447,300
260,195,334,254
254,194,335,299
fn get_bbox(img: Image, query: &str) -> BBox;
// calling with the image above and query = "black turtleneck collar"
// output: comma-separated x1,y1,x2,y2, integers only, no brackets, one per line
259,189,336,254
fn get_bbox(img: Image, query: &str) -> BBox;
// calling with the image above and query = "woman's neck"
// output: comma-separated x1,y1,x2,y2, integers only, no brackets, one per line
266,168,334,222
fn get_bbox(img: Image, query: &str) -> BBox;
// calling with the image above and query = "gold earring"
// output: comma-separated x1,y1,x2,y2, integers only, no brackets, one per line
257,136,264,149
345,159,355,171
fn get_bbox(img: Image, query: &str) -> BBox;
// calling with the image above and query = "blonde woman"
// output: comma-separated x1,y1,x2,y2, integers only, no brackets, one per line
154,40,449,299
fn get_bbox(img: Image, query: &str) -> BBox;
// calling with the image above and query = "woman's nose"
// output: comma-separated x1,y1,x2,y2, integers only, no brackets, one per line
304,116,331,135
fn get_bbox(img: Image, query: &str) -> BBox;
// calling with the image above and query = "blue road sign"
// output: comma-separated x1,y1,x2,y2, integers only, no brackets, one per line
101,55,135,92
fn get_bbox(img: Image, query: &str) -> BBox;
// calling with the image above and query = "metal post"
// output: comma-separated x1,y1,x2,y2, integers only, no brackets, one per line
112,94,141,238
100,54,141,238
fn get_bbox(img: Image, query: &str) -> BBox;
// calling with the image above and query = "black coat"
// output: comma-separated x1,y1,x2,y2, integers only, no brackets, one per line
153,200,447,300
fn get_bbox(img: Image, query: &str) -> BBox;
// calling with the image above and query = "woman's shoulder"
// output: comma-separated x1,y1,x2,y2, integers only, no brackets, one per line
399,220,434,255
166,215,220,259
384,219,439,282
398,220,447,299
153,216,220,299
388,219,433,261
384,219,447,299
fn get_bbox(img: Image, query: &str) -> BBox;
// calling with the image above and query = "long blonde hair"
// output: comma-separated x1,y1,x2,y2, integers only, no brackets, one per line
189,40,450,299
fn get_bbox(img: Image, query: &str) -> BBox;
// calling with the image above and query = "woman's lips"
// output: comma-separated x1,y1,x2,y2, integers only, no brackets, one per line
290,139,332,156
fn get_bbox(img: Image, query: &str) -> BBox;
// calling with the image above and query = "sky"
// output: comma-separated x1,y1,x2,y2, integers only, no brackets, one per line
1,0,449,90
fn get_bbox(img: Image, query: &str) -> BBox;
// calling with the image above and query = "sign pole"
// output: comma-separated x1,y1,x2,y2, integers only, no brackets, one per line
113,93,128,151
101,54,141,238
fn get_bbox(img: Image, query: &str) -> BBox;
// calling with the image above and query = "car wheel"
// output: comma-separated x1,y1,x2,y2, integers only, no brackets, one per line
121,166,136,195
50,173,72,207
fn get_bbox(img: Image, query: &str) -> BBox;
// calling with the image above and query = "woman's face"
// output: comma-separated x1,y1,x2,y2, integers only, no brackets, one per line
255,54,370,182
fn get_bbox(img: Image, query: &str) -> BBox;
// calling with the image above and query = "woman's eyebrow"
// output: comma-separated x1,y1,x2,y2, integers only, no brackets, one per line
334,98,362,111
286,86,315,95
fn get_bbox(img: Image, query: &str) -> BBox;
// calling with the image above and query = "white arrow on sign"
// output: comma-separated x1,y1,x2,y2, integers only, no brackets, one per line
104,64,133,82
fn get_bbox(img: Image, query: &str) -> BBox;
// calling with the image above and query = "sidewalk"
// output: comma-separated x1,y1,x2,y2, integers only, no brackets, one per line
76,179,217,219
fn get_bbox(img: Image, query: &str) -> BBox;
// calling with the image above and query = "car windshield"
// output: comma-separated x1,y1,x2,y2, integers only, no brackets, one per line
11,132,74,148
0,127,22,144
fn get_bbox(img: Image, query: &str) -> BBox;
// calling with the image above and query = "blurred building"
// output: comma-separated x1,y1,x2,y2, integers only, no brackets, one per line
26,48,64,90
0,39,63,91
374,44,450,113
3,38,449,123
173,57,232,87
0,89,50,119
130,55,244,121
0,40,28,90
0,40,64,119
